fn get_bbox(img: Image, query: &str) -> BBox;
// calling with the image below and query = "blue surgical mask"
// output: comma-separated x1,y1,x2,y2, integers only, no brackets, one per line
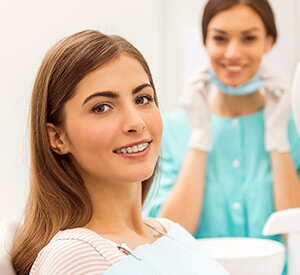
208,70,263,96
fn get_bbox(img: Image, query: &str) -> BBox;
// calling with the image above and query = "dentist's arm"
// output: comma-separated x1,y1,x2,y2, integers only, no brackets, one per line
263,68,300,211
161,149,207,234
271,152,300,211
160,67,211,234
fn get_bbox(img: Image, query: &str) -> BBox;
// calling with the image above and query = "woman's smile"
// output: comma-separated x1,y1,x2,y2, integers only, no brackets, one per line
114,140,152,159
114,140,151,154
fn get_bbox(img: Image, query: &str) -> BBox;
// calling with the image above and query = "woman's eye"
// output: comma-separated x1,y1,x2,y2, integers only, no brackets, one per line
135,95,153,105
92,104,111,113
243,35,257,43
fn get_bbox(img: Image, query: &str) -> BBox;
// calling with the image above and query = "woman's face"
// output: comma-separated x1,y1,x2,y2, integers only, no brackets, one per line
60,54,162,186
205,5,273,87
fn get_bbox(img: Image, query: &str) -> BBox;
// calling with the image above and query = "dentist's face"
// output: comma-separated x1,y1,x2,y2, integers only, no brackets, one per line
205,5,273,87
62,54,162,186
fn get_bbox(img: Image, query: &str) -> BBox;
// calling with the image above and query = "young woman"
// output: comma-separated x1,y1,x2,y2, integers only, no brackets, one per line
145,0,300,247
10,30,229,275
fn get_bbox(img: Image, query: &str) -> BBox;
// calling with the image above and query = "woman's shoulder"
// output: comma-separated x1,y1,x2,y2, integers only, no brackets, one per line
54,227,104,241
143,217,175,233
30,228,124,274
50,227,114,253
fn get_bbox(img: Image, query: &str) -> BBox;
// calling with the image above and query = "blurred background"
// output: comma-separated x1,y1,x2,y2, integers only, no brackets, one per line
0,0,299,221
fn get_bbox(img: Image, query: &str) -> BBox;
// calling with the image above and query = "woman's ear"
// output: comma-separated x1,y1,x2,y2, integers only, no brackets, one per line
264,36,275,53
47,123,70,155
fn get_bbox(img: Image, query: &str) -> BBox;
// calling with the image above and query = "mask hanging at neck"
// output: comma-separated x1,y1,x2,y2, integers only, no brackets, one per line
208,69,263,96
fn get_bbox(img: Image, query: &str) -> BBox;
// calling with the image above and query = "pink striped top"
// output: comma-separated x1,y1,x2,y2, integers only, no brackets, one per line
30,218,173,275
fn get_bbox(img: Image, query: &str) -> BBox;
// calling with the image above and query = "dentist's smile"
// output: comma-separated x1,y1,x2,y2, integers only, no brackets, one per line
226,65,242,72
221,63,245,73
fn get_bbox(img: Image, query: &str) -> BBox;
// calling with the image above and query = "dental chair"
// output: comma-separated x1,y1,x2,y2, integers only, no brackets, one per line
0,220,19,275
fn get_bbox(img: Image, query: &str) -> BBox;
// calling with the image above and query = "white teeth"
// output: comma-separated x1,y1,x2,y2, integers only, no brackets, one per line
227,66,241,71
115,142,149,154
138,144,144,151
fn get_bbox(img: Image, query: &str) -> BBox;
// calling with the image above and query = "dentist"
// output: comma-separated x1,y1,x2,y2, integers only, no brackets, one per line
145,0,300,250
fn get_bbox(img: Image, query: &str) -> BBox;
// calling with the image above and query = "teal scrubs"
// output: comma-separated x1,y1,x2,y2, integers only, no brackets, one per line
145,108,300,242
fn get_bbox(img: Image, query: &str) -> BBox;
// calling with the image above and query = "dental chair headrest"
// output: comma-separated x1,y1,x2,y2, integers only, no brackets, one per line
0,220,20,275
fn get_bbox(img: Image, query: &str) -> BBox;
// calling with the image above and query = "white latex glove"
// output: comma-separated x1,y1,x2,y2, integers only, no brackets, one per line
292,62,300,136
179,65,212,151
261,67,291,152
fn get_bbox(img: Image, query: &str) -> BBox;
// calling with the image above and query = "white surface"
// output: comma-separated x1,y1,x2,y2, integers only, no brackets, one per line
263,208,300,275
197,237,285,275
288,234,300,275
263,208,300,235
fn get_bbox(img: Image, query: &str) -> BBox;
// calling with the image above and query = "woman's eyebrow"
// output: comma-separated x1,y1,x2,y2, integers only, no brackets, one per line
132,83,152,95
82,83,152,106
83,91,119,106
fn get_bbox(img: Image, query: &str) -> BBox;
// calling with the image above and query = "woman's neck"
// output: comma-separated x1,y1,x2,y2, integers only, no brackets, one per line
209,90,265,117
81,179,162,250
84,180,144,233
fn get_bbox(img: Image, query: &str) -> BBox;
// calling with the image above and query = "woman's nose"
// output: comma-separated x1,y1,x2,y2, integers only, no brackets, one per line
224,40,242,59
121,107,146,134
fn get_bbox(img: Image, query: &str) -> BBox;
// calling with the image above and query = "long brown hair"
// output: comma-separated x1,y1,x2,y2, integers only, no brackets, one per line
201,0,277,44
11,30,159,275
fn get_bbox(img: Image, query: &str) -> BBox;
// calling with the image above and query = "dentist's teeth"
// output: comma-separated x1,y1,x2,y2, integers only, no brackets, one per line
116,142,149,154
227,66,241,71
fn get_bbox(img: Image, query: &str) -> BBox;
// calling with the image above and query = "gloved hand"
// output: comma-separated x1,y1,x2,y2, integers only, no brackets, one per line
179,65,212,151
292,62,300,136
261,67,291,152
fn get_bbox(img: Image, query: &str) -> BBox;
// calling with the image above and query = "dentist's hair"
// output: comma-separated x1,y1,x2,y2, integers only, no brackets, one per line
201,0,277,44
11,30,159,275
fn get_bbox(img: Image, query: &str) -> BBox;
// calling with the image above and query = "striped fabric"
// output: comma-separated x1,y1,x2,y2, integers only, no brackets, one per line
30,218,173,275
